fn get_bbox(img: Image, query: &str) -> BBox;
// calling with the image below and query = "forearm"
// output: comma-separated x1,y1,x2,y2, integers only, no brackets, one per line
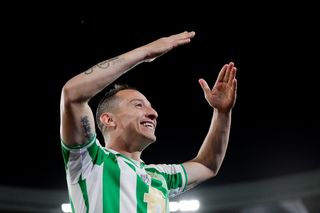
194,109,232,175
62,47,147,103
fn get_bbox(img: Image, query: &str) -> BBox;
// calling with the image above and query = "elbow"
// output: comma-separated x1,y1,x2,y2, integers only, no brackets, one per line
210,157,223,175
61,84,75,104
204,162,219,177
61,82,87,104
211,166,220,177
193,157,221,177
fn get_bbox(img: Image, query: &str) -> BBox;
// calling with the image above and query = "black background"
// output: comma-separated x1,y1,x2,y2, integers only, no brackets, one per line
2,2,319,190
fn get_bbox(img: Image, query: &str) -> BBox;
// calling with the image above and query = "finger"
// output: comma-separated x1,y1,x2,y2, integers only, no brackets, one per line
198,78,211,97
172,39,191,48
223,62,234,82
232,79,238,99
170,31,195,40
228,66,237,85
233,79,237,93
214,64,228,86
170,31,196,47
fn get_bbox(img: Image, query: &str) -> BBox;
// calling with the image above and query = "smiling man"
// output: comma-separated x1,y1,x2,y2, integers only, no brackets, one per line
60,31,237,213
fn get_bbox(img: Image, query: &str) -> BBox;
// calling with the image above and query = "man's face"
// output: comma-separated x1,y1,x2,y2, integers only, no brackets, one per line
113,89,158,143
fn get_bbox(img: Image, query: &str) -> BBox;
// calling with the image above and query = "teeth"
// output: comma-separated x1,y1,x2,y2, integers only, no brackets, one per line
142,122,154,129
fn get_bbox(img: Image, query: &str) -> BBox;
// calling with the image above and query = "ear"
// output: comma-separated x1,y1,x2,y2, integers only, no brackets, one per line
100,113,116,128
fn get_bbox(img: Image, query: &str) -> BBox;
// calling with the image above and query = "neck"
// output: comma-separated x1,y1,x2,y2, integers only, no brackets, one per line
105,134,152,161
107,144,142,161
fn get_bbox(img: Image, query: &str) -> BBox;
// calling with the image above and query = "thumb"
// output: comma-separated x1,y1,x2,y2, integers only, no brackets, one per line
198,78,211,97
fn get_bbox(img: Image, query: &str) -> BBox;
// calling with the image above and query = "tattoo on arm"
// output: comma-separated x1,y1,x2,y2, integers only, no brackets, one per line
80,116,93,139
84,56,124,75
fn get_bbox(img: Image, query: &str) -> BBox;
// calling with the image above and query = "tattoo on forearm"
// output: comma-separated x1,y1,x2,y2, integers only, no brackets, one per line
80,116,93,139
84,56,123,75
84,68,94,75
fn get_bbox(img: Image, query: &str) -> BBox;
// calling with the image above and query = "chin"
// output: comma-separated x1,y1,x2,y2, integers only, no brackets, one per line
149,137,156,143
142,134,156,143
139,136,156,151
147,135,156,143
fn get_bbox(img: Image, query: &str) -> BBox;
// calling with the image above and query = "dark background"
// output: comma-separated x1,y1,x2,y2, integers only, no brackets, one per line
2,2,319,191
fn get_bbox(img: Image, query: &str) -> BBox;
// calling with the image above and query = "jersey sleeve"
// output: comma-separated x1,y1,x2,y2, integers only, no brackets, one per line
145,163,188,198
60,135,106,184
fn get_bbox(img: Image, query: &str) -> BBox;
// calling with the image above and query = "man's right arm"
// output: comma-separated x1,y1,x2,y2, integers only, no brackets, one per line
60,31,196,146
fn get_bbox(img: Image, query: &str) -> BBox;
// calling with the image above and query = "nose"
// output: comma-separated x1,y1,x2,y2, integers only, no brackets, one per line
146,107,158,121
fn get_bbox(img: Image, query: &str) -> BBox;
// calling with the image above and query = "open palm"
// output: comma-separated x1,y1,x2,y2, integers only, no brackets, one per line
199,62,237,113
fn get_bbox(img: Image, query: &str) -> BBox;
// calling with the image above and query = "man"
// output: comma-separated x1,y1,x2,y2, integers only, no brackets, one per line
60,31,237,213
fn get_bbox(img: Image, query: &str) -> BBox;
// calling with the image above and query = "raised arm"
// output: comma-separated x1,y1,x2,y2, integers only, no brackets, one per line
183,62,237,189
60,31,196,146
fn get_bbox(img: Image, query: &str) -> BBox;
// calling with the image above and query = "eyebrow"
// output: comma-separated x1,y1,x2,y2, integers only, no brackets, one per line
129,98,152,107
129,98,145,104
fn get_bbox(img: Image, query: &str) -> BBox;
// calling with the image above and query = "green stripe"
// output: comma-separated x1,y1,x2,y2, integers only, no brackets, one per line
125,161,136,171
103,155,120,212
151,177,168,197
61,145,70,170
70,199,75,213
181,164,188,191
78,176,89,213
136,175,148,213
170,172,183,189
87,139,104,165
146,167,184,190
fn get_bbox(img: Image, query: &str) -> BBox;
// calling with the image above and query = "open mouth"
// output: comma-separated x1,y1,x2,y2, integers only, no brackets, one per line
141,121,155,130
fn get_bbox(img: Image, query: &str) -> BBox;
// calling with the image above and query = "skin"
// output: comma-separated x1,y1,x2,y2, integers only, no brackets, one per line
60,30,237,190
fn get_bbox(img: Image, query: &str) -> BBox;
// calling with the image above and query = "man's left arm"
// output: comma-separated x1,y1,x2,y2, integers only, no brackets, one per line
183,62,237,189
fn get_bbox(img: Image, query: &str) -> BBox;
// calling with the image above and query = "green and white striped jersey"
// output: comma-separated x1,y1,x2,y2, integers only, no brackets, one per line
61,135,188,213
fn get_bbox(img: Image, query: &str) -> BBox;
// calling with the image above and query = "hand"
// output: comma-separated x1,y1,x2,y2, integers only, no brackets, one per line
141,31,195,62
199,62,237,113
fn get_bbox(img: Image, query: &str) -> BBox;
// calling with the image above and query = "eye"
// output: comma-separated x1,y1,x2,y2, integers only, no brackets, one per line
135,103,143,108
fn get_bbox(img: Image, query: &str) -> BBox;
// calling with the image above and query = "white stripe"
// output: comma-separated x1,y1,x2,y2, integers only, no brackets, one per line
118,158,137,213
120,157,139,169
67,181,87,213
67,147,94,183
86,164,104,213
67,143,104,213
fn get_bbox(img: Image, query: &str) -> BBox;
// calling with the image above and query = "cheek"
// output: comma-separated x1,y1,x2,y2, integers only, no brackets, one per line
118,113,138,127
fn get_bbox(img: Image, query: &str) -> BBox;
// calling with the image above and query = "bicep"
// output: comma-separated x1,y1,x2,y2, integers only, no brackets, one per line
60,100,96,146
183,161,215,190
